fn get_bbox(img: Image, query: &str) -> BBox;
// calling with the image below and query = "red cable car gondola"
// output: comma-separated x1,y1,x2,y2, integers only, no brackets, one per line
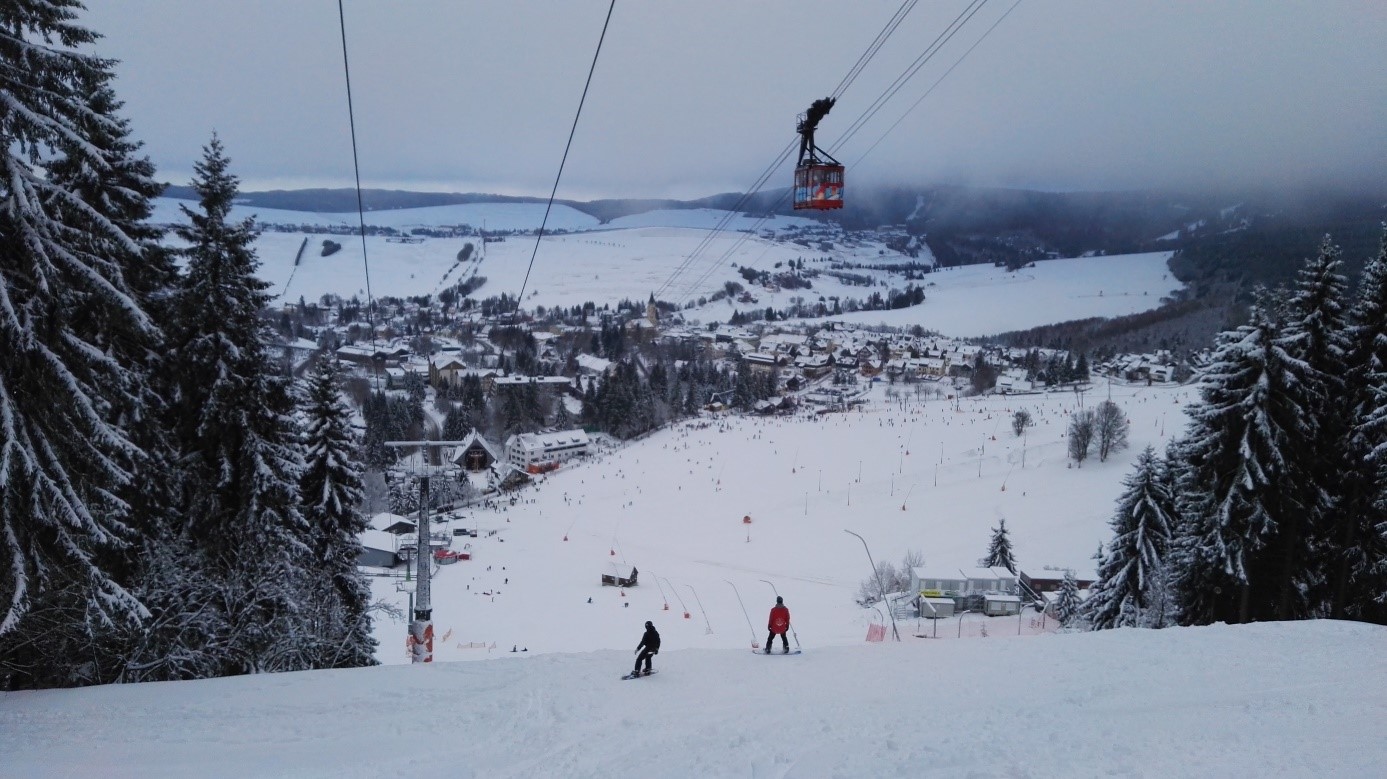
793,97,844,210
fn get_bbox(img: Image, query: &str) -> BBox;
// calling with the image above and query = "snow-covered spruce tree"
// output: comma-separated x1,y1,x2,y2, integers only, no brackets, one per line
1278,236,1351,617
0,1,166,686
23,48,185,689
1054,570,1083,628
1170,296,1319,624
984,517,1017,574
1336,226,1387,621
169,136,309,674
1086,446,1173,630
298,358,376,668
441,404,473,440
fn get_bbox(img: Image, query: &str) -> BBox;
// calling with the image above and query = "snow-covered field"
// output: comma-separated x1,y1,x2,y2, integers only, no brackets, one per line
370,382,1190,663
817,253,1179,336
153,197,1181,337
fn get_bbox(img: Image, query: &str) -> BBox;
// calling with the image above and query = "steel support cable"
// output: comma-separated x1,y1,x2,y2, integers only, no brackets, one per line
850,0,1024,169
652,140,793,298
654,1,920,303
336,0,378,367
653,140,793,296
674,189,795,308
512,0,616,314
652,139,796,299
670,3,982,308
677,2,1014,308
830,0,920,100
829,0,989,155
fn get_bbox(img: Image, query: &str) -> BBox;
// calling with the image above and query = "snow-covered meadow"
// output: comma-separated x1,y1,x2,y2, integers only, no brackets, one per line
154,197,1180,337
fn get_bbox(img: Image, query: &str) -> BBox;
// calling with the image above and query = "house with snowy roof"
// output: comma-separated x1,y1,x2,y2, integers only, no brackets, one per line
505,429,590,473
742,352,784,373
909,565,1020,614
793,353,833,378
450,429,505,473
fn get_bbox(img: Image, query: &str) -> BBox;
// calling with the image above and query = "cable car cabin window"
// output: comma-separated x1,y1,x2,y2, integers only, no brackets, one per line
794,164,844,210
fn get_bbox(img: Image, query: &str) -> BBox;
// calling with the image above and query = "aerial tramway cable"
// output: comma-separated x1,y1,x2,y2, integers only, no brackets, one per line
653,0,920,300
829,0,920,101
664,0,979,306
511,0,617,317
827,0,989,155
850,0,1024,169
669,0,1016,309
335,0,378,383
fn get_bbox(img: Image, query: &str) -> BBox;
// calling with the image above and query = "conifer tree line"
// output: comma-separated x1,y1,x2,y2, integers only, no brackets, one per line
1086,231,1387,629
0,2,374,689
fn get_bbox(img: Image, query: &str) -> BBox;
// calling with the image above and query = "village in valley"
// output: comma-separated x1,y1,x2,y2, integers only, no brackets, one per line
255,231,1191,660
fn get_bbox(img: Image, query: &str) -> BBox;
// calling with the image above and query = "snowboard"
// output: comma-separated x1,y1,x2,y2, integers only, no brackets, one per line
754,648,802,655
621,669,658,680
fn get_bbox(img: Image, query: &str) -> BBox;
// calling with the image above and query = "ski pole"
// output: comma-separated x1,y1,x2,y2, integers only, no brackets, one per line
725,579,758,648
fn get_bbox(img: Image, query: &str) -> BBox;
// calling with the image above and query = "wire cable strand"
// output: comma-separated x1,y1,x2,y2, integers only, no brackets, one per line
675,1,1019,309
336,0,377,361
671,0,1015,308
669,1,978,307
831,0,920,101
829,0,988,155
851,0,1024,169
513,0,617,316
655,0,922,303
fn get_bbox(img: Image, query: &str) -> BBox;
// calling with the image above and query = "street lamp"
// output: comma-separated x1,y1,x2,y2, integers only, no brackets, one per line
844,529,900,641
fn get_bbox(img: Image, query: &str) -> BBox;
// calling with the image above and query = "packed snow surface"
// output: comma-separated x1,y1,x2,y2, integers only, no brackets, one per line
371,383,1190,661
2,621,1381,777
3,385,1381,776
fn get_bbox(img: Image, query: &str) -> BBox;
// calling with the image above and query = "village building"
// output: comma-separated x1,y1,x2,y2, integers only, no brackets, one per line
1019,568,1097,594
742,352,784,373
336,342,410,366
505,429,591,472
449,430,505,473
794,353,833,378
908,565,1020,615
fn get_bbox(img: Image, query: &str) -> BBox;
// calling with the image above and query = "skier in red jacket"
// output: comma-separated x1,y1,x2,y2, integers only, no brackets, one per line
765,596,791,653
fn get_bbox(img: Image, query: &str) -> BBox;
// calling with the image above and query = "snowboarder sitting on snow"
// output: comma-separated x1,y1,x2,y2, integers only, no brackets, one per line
634,620,660,676
766,596,791,653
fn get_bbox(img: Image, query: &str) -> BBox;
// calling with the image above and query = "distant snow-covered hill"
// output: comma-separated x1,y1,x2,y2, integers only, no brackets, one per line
154,197,1181,337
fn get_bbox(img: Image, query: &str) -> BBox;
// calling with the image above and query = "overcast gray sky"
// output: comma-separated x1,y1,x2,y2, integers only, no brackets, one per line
83,1,1386,200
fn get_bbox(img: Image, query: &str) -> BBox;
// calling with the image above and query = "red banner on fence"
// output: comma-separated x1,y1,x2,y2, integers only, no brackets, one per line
865,623,886,642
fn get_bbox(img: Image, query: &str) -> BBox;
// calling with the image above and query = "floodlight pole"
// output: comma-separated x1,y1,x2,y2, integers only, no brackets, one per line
386,439,474,663
844,529,900,641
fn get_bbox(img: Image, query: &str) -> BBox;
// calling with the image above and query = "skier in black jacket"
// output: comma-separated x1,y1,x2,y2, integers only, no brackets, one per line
633,621,660,676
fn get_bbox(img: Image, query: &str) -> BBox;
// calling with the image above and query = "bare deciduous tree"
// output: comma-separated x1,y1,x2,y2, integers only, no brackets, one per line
1011,409,1032,437
1068,408,1096,465
1095,400,1130,462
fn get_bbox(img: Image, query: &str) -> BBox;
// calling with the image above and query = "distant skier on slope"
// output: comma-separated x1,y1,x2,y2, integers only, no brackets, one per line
766,596,791,653
633,620,660,676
